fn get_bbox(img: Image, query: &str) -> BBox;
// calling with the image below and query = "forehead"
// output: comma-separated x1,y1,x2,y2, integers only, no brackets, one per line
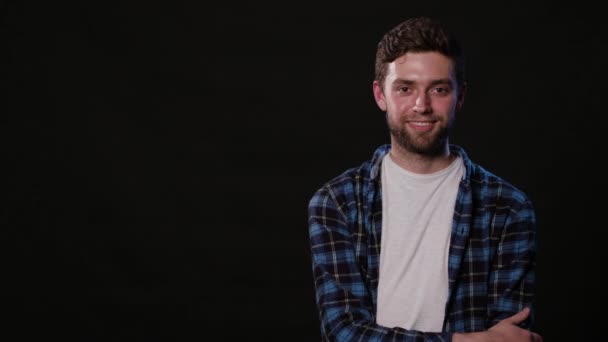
386,51,456,83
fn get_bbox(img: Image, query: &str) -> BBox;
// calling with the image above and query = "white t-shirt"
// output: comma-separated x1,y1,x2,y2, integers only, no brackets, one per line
376,153,464,332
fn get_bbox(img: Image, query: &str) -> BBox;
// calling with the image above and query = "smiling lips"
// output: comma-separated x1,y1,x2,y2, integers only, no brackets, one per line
406,121,436,132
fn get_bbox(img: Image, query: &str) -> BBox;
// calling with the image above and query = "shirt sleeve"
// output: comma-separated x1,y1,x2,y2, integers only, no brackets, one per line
486,194,537,329
308,185,453,342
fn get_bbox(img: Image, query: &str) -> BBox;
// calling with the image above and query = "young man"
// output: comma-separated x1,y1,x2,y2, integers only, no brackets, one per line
308,17,541,341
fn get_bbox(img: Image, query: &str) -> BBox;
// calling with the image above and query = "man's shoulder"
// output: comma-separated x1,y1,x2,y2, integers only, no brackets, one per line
310,162,371,202
450,144,526,201
468,162,531,206
308,145,388,205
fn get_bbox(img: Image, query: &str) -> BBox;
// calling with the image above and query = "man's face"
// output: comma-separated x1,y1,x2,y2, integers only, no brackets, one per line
373,52,464,156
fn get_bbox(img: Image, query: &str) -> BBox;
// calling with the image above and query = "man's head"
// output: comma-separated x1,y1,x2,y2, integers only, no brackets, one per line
375,17,465,90
373,17,466,157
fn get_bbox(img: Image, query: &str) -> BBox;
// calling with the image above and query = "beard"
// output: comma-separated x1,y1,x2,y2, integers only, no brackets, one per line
387,114,453,157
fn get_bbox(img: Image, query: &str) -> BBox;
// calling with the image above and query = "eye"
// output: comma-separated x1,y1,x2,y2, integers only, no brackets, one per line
397,86,410,93
433,87,451,95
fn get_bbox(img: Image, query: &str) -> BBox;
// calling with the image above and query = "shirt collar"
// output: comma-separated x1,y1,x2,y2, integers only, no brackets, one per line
369,144,474,185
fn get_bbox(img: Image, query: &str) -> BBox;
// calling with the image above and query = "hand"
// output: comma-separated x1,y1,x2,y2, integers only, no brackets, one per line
453,308,543,342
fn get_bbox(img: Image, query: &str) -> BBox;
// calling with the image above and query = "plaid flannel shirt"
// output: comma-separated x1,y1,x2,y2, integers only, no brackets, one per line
308,144,537,341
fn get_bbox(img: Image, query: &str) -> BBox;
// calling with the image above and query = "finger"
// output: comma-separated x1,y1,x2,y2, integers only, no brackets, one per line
531,332,543,342
504,307,530,324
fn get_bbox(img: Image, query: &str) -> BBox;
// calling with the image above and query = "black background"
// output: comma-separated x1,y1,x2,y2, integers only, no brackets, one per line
3,2,606,341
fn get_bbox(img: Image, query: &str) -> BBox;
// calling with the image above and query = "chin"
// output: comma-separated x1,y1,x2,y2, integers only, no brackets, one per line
396,134,448,157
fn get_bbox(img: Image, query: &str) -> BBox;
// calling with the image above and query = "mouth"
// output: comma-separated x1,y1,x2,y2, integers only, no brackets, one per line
406,120,437,132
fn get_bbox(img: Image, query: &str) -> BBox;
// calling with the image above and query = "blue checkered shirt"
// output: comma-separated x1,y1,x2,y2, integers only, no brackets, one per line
308,144,537,341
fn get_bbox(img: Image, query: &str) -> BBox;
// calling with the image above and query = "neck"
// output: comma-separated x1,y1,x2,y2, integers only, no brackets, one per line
389,141,455,174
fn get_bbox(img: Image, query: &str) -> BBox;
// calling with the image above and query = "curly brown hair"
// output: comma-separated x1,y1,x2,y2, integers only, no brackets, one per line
375,17,465,89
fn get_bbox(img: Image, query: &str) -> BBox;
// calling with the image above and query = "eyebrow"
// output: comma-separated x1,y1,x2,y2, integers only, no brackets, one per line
392,78,453,86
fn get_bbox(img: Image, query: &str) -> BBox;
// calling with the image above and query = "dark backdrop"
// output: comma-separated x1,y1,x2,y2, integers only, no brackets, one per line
3,2,606,341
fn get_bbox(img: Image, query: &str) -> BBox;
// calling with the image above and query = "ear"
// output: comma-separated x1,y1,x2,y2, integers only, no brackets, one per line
373,80,387,111
456,82,467,112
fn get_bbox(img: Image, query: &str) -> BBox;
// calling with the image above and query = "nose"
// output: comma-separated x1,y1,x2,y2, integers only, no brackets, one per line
413,93,431,114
